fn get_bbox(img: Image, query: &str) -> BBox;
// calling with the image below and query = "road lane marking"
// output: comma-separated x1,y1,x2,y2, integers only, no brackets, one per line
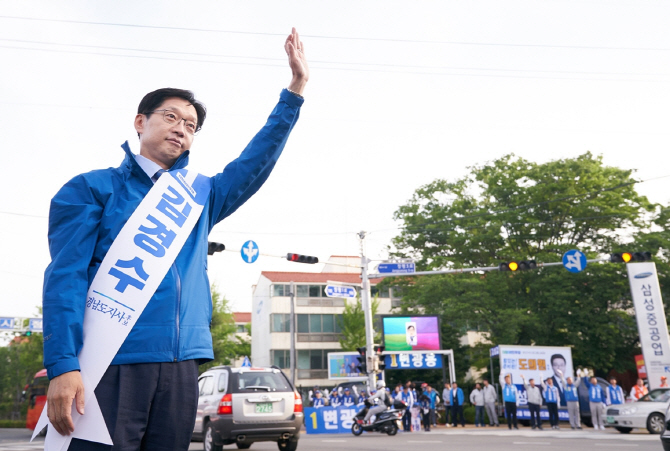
407,440,443,443
594,444,638,447
513,442,551,445
321,439,347,442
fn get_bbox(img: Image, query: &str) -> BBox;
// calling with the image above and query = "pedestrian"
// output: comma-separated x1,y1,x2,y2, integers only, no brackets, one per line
41,29,309,450
400,385,414,431
631,378,649,400
342,388,355,407
442,382,452,427
607,377,625,406
582,373,606,430
559,370,582,430
424,385,439,427
419,394,432,432
330,390,342,407
482,379,499,427
661,376,669,388
520,375,543,430
469,383,486,427
450,382,466,427
541,374,560,430
499,373,519,430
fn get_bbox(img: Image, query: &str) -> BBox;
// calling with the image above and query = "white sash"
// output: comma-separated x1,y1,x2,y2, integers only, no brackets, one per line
34,169,211,450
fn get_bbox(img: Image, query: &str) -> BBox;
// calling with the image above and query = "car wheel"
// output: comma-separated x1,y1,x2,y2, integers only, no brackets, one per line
647,413,665,434
277,438,298,451
204,422,223,451
615,427,633,434
351,422,363,436
237,443,252,449
386,422,398,436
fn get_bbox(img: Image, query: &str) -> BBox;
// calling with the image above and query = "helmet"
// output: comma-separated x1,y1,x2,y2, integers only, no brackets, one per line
376,380,386,389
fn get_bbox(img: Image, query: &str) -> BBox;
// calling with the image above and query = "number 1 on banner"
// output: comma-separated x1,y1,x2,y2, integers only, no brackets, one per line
310,412,318,430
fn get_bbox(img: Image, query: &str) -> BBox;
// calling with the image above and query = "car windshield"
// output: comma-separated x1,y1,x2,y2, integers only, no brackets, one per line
235,371,291,392
638,389,670,403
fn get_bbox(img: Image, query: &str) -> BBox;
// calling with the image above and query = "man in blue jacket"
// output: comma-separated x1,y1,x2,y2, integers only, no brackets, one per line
43,28,309,451
499,373,519,430
450,382,465,427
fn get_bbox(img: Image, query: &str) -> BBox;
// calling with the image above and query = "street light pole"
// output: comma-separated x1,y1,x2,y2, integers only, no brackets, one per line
358,231,376,389
289,281,296,386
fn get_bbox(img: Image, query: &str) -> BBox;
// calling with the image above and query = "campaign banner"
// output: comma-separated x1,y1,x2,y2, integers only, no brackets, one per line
382,315,441,351
304,405,364,434
627,263,670,390
498,345,573,385
515,407,569,421
384,352,443,370
327,352,366,380
635,354,648,379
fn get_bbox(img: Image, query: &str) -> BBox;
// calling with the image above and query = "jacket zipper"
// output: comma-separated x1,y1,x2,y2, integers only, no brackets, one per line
172,263,182,362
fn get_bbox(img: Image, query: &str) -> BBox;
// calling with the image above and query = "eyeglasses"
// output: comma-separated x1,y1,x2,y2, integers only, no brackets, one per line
149,109,198,135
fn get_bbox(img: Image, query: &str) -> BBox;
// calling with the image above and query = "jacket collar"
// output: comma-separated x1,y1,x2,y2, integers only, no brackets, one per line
120,141,190,179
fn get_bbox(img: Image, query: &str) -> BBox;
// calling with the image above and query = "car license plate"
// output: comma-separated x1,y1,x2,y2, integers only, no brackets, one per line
255,402,273,413
606,416,615,423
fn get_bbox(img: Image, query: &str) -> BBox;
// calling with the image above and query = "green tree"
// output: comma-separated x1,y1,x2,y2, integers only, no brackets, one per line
389,153,668,377
337,296,380,351
0,333,44,420
199,285,250,372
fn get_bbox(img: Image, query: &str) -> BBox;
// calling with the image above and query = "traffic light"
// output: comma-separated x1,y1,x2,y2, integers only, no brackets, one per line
610,252,652,263
374,345,386,371
286,253,319,264
499,260,537,272
23,331,32,337
207,241,225,255
356,346,367,374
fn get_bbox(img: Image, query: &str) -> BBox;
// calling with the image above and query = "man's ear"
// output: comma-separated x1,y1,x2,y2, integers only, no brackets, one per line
134,114,146,137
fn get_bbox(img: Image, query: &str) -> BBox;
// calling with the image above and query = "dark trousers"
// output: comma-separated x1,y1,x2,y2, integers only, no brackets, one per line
547,402,559,427
451,404,465,426
444,405,451,424
403,409,412,431
504,401,517,428
474,406,485,426
422,410,431,431
68,360,199,451
528,403,541,428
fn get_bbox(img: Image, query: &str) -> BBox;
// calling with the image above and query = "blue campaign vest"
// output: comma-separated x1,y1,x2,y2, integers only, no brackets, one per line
503,384,517,402
589,385,603,403
544,385,558,403
313,397,324,408
565,384,579,402
608,386,624,405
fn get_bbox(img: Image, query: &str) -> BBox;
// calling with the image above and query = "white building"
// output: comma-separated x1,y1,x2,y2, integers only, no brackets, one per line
251,256,400,388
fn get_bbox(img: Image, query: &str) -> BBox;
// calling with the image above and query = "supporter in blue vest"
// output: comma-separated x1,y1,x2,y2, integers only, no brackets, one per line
583,375,606,430
400,385,414,431
357,389,368,407
499,373,519,430
607,377,625,405
541,374,560,430
313,390,325,408
342,388,355,407
560,369,582,430
330,391,342,407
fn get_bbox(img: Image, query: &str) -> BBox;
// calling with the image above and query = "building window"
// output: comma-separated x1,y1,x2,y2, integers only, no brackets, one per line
236,324,247,333
296,314,342,334
272,284,291,297
371,286,390,298
296,284,328,298
271,314,290,332
297,349,338,370
272,350,291,369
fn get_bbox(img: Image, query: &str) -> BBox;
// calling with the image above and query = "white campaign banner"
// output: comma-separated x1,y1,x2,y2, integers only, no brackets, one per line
498,345,574,385
628,262,670,391
33,168,210,450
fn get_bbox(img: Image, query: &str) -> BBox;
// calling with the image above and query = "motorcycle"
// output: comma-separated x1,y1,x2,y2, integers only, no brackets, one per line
351,399,406,436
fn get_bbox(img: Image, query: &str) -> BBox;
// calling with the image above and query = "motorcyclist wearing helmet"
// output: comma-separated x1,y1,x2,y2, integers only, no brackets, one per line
364,380,390,424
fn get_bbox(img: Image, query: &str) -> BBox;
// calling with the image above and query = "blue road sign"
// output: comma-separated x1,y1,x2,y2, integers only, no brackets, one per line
29,318,43,331
325,285,357,298
562,249,587,273
0,318,14,330
241,240,259,264
241,356,252,367
377,262,415,274
490,346,500,357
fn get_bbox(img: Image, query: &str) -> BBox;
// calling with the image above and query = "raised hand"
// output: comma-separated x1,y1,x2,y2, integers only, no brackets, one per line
285,27,309,95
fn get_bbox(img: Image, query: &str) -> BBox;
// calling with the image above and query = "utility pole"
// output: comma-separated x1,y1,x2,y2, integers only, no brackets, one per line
289,281,296,385
358,231,377,389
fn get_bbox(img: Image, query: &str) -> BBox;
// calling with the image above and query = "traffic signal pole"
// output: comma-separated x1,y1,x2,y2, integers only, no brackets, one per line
358,231,377,389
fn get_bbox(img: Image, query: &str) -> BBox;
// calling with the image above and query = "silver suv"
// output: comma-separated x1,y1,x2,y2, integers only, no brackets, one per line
193,366,303,451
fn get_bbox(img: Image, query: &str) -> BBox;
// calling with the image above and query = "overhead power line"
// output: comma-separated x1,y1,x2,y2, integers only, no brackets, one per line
1,15,670,51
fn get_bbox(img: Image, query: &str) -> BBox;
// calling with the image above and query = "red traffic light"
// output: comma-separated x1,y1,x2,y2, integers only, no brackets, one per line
286,253,319,264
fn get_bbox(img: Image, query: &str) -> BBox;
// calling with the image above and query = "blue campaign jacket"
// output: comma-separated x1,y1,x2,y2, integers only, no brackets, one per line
449,388,464,406
43,90,303,379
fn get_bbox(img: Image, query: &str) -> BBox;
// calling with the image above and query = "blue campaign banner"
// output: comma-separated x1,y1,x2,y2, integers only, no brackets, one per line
304,405,364,434
384,353,443,370
516,408,570,421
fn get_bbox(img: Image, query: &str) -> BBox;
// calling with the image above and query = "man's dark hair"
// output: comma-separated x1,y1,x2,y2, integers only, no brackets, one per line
137,88,207,137
550,354,566,365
